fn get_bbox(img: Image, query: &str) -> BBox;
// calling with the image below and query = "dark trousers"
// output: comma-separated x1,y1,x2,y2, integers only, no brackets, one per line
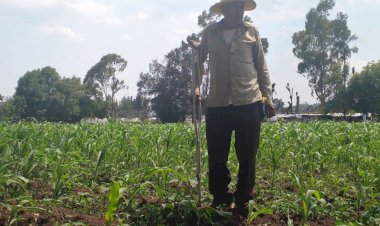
206,102,262,206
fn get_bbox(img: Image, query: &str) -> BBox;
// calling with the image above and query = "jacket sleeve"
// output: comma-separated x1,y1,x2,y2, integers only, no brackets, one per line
252,26,273,105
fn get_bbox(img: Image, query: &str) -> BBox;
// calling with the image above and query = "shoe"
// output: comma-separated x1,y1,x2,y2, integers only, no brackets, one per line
233,192,253,216
235,202,249,217
211,192,233,208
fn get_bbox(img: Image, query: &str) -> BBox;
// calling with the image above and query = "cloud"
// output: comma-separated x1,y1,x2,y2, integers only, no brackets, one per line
186,12,199,22
0,0,58,7
61,0,124,25
121,34,133,41
174,28,189,36
350,58,368,72
136,12,148,21
41,25,83,41
0,0,124,25
343,0,380,6
255,1,308,22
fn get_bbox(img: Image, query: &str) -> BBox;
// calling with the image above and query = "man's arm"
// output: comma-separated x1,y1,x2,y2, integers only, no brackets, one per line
252,26,275,117
252,27,272,104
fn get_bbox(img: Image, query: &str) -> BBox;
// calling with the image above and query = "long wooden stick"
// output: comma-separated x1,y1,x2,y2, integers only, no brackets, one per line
191,47,202,207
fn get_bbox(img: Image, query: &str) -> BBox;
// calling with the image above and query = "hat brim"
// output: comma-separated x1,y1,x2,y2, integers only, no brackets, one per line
210,0,256,15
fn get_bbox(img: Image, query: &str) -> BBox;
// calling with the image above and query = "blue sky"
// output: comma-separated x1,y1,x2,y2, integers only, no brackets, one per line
1,0,379,104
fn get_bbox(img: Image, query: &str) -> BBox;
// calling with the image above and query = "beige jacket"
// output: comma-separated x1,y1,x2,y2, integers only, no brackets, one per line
198,19,273,107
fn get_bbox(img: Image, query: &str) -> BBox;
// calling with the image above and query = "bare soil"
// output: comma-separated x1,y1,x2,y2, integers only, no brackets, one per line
20,207,106,226
0,180,336,226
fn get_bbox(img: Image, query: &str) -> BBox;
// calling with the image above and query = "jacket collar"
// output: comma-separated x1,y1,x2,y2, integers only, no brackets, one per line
212,19,249,45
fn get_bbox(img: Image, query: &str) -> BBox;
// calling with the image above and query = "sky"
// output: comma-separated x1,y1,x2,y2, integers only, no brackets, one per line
1,0,379,104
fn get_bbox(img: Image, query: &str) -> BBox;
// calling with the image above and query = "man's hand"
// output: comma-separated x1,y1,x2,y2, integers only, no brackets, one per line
194,87,201,104
265,104,276,118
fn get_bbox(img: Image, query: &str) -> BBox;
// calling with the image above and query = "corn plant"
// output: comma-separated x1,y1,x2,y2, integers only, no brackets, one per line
105,181,122,226
246,200,273,223
0,196,45,226
0,121,379,225
292,174,326,223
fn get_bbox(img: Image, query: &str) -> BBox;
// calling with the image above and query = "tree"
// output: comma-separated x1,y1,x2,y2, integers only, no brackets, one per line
79,93,106,119
292,0,357,110
325,62,347,113
54,77,84,122
117,96,134,117
0,94,4,103
84,54,127,118
271,83,285,113
14,67,61,121
347,61,380,114
295,92,300,114
272,98,285,113
0,97,17,121
116,95,150,119
137,42,192,122
14,67,84,122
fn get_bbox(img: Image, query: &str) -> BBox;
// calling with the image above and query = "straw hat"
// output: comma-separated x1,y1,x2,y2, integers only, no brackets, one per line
210,0,256,15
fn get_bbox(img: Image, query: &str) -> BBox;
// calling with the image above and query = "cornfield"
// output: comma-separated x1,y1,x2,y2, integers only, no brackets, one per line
0,121,379,225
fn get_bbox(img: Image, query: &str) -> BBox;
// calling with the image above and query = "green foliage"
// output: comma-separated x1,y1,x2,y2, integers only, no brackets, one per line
0,121,379,225
247,200,273,223
117,96,134,117
292,0,357,107
14,66,60,120
197,10,221,29
117,95,150,119
137,43,192,122
84,54,127,118
1,196,45,226
105,181,121,226
79,92,106,119
292,175,327,222
0,97,18,121
347,61,380,114
55,77,84,122
273,98,285,113
93,149,107,179
13,67,84,122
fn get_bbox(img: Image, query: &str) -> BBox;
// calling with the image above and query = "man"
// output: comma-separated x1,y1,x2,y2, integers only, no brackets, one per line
191,0,276,213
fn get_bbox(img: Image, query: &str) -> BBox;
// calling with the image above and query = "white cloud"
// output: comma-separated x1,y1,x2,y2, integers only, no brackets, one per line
41,25,83,41
0,0,124,25
186,12,199,22
121,34,133,41
278,25,300,38
255,1,308,22
174,28,189,36
136,12,148,21
61,0,124,25
350,58,368,72
343,0,380,6
0,0,58,7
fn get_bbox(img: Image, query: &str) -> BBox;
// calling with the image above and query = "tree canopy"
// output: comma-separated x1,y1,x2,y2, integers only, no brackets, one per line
14,67,84,122
347,61,380,114
137,42,192,122
292,0,357,109
84,53,127,118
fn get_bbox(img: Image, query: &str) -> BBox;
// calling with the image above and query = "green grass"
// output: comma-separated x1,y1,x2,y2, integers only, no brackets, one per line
0,121,379,225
